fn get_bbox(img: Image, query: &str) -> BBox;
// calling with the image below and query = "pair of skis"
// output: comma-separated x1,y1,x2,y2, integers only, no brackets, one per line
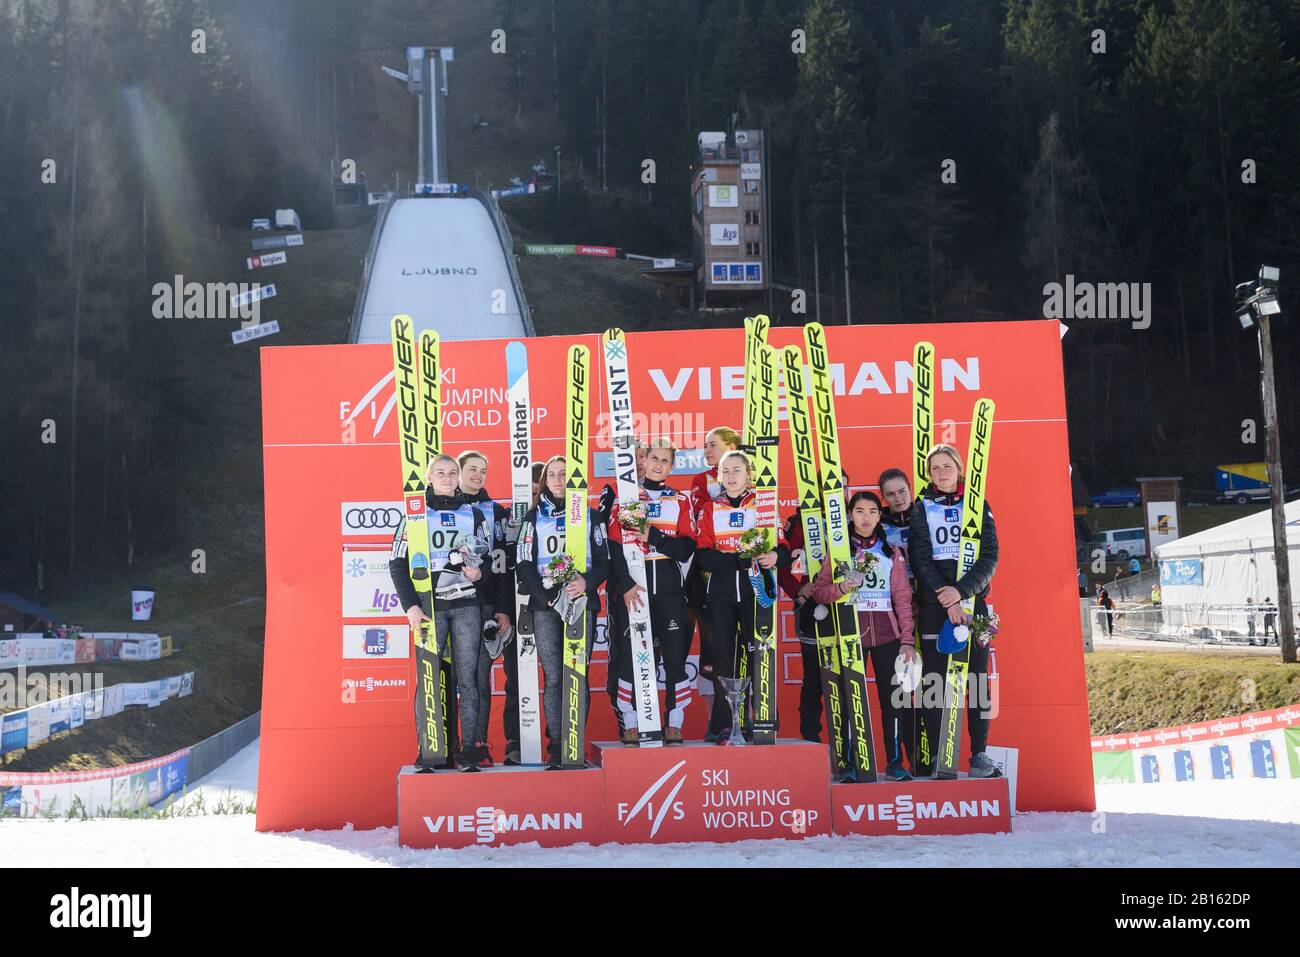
507,334,665,767
742,316,781,744
911,340,997,779
389,315,454,769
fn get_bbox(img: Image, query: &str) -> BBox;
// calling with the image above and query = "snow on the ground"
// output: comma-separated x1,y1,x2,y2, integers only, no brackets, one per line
172,739,259,810
3,739,1297,867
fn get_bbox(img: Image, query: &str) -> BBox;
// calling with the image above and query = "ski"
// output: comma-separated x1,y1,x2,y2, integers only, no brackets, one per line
506,341,543,766
561,344,592,769
911,340,935,772
805,321,877,782
417,329,456,764
602,328,664,747
734,315,769,722
782,344,848,773
749,341,781,744
936,397,995,779
390,315,445,769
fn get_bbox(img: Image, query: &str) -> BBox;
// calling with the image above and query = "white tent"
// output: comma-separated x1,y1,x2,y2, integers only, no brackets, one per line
1155,500,1300,609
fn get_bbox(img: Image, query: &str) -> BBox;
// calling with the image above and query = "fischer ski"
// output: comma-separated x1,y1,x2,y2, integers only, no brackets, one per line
602,328,664,747
418,329,456,764
936,397,995,779
561,344,592,769
805,322,877,782
506,341,543,766
749,342,781,744
782,344,848,773
390,315,446,769
911,340,935,772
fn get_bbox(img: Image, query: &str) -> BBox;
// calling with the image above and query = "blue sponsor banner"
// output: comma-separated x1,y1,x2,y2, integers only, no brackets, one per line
1160,559,1203,586
1249,739,1277,779
154,754,189,806
1173,749,1194,782
1139,754,1160,783
1,711,29,754
2,786,22,815
592,449,708,478
1210,743,1234,779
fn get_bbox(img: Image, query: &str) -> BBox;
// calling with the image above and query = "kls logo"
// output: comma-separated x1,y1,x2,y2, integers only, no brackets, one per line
616,760,688,837
50,888,151,937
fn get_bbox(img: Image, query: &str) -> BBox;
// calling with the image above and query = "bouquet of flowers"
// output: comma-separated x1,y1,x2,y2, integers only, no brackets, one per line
735,527,771,562
543,553,578,589
618,501,649,534
835,549,877,587
968,610,1001,647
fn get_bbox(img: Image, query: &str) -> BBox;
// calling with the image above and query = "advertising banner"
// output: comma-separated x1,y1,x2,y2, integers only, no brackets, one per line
257,321,1091,831
831,778,1011,836
26,704,49,746
397,767,606,849
1,711,29,754
74,639,95,664
600,742,832,844
708,184,738,207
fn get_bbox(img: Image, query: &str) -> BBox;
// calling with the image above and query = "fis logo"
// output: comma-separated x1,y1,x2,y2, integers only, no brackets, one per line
617,759,688,837
729,512,746,528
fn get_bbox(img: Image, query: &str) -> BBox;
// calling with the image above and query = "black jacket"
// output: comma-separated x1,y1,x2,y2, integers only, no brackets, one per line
388,490,507,614
514,490,610,608
908,483,998,634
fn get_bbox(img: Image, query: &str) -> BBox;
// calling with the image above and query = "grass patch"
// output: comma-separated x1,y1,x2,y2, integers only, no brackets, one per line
1086,649,1300,735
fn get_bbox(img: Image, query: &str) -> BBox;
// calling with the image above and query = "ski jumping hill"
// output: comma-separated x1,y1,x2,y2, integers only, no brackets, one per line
349,192,532,343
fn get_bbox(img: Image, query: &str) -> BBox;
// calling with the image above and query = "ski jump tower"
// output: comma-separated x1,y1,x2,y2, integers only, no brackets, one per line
348,46,533,343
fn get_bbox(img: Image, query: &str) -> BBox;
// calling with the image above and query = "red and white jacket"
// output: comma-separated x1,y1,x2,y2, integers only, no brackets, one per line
608,481,697,595
695,488,792,603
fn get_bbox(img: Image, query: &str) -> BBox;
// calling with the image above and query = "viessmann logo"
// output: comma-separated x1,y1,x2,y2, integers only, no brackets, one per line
842,793,1003,833
423,805,585,844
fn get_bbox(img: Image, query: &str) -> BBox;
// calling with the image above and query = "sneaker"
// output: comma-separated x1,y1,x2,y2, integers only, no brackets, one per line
664,726,684,745
704,728,723,743
476,742,494,769
459,746,482,772
968,752,1002,778
621,728,640,746
885,761,914,782
544,746,562,770
504,744,521,766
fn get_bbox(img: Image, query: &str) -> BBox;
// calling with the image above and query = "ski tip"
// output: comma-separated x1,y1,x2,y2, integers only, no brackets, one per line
602,327,625,341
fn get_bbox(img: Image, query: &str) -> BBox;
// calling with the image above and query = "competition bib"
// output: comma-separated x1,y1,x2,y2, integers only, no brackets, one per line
428,504,477,568
851,540,894,612
923,499,962,562
711,500,755,553
534,510,567,570
643,489,684,559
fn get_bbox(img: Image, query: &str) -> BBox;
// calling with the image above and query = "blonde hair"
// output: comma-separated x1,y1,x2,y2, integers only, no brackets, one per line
717,449,753,475
925,444,964,479
706,426,740,450
648,437,678,455
424,453,460,485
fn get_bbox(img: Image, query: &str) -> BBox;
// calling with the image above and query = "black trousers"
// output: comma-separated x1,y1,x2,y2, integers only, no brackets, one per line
919,634,991,768
613,586,692,727
606,590,627,730
798,641,824,740
706,597,755,735
865,639,910,765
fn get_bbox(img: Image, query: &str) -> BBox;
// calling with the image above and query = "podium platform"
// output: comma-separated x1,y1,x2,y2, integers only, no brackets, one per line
830,775,1012,835
396,744,1013,849
596,739,833,844
397,764,605,849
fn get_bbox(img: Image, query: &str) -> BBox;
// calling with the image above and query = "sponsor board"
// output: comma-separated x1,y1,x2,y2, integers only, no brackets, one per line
1091,704,1300,753
708,185,738,207
341,546,404,618
342,624,410,660
599,740,832,844
831,777,1012,836
246,250,288,270
232,320,280,344
342,665,408,703
340,501,404,537
398,765,606,849
710,223,740,246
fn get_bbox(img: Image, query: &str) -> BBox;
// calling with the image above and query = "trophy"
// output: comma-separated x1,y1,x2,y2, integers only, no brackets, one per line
718,675,750,747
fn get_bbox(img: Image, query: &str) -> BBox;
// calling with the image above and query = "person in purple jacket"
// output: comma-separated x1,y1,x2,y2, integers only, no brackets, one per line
809,490,917,781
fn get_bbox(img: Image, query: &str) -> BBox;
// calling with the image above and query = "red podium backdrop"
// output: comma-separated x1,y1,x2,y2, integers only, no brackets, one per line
256,320,1093,831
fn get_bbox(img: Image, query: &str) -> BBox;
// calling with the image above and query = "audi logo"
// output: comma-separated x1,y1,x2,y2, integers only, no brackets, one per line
345,507,402,529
